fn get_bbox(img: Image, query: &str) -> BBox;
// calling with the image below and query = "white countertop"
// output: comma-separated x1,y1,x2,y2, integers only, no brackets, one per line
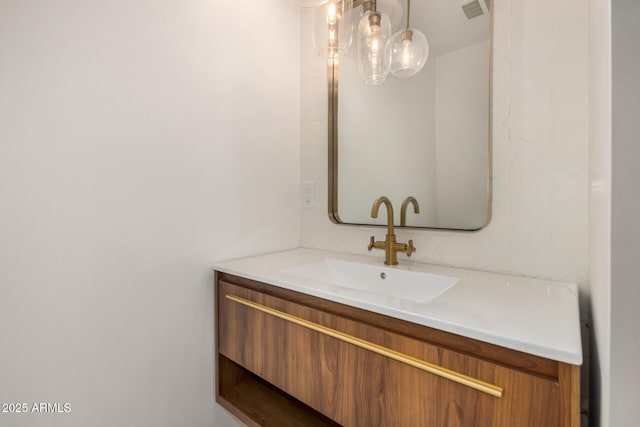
213,248,582,365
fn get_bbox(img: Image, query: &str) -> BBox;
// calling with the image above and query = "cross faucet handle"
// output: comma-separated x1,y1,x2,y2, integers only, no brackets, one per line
406,239,416,257
368,235,376,251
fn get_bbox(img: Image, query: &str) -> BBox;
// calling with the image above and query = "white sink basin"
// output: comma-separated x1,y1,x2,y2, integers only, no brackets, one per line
281,259,457,303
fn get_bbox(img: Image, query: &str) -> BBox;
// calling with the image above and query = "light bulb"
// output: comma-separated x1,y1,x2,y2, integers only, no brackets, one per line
327,2,337,25
311,0,354,58
385,29,429,78
402,39,411,66
371,37,380,53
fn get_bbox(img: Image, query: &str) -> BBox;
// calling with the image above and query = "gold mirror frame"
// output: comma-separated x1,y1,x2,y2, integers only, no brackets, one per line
327,1,494,231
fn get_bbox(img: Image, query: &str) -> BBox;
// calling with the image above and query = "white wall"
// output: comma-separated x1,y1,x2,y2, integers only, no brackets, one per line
588,0,612,425
301,0,590,288
0,1,300,426
610,0,640,425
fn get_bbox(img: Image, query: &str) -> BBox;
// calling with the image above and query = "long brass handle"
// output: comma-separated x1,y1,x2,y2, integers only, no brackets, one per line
225,294,503,398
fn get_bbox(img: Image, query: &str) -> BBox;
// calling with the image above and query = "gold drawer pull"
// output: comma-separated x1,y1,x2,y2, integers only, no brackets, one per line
225,294,503,398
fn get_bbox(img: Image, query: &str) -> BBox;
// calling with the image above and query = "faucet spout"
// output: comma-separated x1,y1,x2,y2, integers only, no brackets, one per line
400,196,420,227
371,196,395,235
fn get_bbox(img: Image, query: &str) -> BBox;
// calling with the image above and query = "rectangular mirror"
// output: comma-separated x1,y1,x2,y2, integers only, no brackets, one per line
328,0,492,230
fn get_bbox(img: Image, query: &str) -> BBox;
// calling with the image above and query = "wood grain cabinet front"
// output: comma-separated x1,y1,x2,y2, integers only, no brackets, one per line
215,273,580,427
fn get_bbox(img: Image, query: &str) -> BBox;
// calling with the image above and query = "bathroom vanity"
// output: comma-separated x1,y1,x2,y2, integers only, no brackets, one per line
214,249,582,427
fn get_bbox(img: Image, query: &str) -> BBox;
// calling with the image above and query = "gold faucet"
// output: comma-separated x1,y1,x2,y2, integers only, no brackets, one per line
368,196,416,265
400,196,420,226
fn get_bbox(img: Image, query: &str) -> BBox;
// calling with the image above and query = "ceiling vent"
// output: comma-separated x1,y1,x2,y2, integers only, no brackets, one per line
460,0,490,19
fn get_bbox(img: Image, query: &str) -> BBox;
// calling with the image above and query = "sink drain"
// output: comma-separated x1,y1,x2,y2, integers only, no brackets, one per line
380,272,386,280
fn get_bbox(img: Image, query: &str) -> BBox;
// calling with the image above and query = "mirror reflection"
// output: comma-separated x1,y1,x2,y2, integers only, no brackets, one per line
329,0,492,230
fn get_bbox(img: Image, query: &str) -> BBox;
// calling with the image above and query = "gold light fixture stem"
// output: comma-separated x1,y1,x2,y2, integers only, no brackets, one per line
401,0,413,41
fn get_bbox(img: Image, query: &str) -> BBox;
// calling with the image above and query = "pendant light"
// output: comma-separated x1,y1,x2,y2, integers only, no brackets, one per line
385,0,429,77
357,0,392,85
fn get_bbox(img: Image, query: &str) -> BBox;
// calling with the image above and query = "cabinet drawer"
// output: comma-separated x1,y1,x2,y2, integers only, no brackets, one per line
217,279,572,427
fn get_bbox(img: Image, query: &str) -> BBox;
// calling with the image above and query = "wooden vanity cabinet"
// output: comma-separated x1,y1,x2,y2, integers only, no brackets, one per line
215,272,580,427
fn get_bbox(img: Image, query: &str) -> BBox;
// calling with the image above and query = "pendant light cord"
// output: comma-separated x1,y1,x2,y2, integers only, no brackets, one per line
406,0,411,29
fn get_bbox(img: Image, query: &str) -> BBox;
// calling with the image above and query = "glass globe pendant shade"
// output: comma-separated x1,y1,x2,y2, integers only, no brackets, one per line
289,0,328,8
312,0,354,59
386,28,429,78
357,10,392,85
